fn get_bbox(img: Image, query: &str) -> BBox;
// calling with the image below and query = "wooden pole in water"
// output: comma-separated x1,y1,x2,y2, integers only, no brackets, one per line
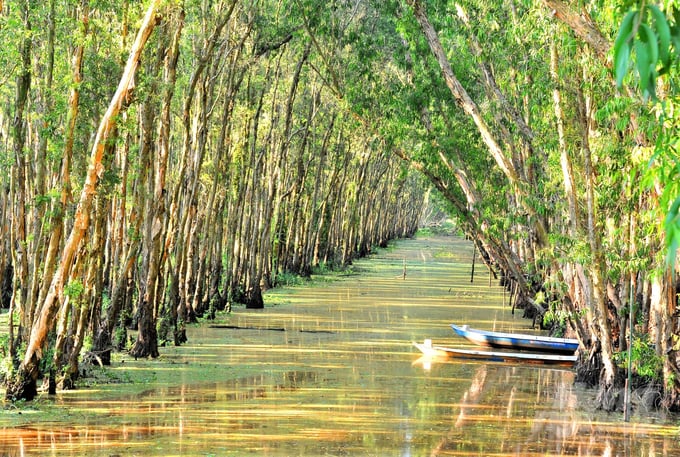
470,244,476,283
624,276,634,422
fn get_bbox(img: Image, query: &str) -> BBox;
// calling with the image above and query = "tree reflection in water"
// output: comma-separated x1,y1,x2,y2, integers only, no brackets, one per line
0,236,677,456
417,359,678,456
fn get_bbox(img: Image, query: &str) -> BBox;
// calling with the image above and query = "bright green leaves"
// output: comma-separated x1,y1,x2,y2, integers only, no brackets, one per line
614,10,638,88
649,5,671,71
614,6,680,271
634,22,656,96
614,334,665,382
656,120,680,269
665,196,680,266
613,5,677,99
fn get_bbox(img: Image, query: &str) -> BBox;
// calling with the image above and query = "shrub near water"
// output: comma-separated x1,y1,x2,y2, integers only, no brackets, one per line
614,335,664,383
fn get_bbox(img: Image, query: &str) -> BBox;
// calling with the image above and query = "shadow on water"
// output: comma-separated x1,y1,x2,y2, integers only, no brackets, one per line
0,235,679,456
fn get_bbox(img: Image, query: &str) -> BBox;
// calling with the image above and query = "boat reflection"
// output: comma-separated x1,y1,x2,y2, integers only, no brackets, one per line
0,236,677,456
414,358,679,456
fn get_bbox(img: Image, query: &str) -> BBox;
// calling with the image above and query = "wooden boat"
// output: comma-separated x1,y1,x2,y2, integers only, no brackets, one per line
451,324,579,355
413,340,577,367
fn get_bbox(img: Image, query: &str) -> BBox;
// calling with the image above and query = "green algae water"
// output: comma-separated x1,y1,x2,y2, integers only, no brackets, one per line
1,235,678,456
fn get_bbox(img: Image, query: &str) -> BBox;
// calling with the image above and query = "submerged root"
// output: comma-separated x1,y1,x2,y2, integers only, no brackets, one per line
574,349,601,387
574,338,680,414
595,382,625,412
633,384,663,413
5,370,37,402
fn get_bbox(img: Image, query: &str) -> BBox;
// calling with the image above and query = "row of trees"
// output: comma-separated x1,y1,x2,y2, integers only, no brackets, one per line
361,0,679,410
0,0,425,400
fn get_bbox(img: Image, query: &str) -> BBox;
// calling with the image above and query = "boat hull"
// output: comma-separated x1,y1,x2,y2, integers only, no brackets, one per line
451,324,579,355
413,340,577,367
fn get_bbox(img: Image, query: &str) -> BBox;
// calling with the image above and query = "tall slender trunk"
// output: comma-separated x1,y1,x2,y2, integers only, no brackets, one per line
9,0,32,359
35,0,89,351
578,81,617,386
130,10,182,358
165,2,237,339
60,185,108,389
549,39,594,345
27,0,57,322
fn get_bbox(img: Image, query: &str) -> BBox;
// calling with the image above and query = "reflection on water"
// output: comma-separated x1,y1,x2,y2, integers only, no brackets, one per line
1,236,679,456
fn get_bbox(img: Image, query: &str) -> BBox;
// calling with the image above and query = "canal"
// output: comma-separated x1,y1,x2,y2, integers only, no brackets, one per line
0,235,678,456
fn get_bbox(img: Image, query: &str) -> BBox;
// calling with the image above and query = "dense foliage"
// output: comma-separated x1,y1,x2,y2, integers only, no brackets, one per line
0,0,425,400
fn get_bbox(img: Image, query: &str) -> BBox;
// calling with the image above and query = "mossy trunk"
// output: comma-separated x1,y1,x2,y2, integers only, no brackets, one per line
130,298,159,359
5,355,39,401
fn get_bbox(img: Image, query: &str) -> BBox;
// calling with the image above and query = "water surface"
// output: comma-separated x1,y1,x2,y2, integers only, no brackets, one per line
1,235,678,456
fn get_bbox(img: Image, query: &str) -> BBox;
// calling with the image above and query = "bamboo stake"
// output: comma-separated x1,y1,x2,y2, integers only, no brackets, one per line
625,275,634,422
470,244,476,283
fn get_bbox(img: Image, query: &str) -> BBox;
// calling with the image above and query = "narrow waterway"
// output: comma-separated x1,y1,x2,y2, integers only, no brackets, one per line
1,235,678,456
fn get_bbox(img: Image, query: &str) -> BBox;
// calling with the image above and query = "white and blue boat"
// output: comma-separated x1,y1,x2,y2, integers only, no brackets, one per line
413,339,577,367
451,324,579,355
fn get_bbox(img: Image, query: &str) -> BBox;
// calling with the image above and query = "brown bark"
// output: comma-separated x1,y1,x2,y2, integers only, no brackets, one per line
549,40,597,348
27,0,57,321
240,58,272,309
129,20,167,359
304,112,333,269
163,2,238,337
541,0,610,61
550,42,579,234
61,128,113,389
455,4,534,145
413,87,540,314
206,25,250,313
578,85,617,386
35,0,89,349
408,1,516,183
649,269,680,404
91,121,139,364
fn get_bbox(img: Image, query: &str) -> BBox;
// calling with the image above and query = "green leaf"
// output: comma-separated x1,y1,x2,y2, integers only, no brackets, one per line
614,10,638,87
665,196,680,269
671,24,680,60
634,22,661,98
615,10,638,51
648,5,671,67
635,37,651,94
647,63,658,98
638,22,659,65
615,40,633,88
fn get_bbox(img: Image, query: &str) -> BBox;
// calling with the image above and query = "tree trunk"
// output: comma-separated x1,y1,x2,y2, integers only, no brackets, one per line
9,0,32,358
541,0,610,60
129,15,168,358
579,86,617,386
26,0,56,323
648,269,680,406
